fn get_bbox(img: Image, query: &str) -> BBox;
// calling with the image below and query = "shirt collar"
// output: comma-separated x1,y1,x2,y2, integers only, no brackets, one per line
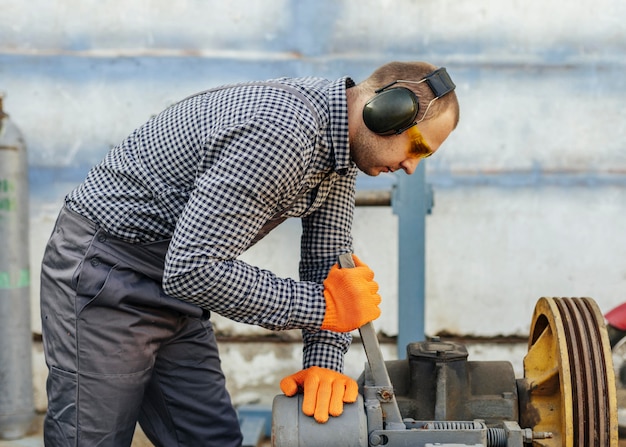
327,77,353,175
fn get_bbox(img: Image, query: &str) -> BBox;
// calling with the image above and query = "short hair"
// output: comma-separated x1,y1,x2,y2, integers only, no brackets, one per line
361,61,460,128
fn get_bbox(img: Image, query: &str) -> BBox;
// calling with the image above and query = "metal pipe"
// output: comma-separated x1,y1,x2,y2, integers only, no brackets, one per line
355,190,391,207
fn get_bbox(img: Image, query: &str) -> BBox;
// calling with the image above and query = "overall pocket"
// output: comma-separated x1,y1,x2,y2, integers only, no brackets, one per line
73,251,118,316
44,366,77,445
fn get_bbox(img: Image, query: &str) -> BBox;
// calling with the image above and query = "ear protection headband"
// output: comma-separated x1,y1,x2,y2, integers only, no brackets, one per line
362,67,456,135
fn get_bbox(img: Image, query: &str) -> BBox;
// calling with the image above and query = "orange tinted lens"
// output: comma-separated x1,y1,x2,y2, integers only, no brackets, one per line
407,126,433,159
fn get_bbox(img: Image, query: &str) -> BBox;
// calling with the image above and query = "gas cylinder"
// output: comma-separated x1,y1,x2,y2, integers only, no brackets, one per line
0,94,35,439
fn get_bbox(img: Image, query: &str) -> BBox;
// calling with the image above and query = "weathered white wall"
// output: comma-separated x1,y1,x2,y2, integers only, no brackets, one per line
1,0,625,413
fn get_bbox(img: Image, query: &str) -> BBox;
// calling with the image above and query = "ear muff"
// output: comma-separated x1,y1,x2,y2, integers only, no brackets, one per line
362,67,456,136
362,87,419,136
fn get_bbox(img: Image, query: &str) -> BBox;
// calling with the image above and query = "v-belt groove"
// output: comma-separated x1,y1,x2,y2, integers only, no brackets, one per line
585,297,613,445
556,297,611,447
578,299,606,446
555,299,583,446
567,298,594,446
587,298,609,447
580,297,612,446
560,299,590,446
570,299,597,446
578,297,611,447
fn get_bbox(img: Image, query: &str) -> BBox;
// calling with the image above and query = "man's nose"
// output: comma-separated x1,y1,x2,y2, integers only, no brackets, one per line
400,158,420,175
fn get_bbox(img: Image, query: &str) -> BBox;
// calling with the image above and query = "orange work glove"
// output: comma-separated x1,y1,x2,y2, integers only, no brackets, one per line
279,366,359,423
321,255,381,332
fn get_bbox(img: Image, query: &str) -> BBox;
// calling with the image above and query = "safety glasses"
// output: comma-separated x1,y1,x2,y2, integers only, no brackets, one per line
406,126,434,159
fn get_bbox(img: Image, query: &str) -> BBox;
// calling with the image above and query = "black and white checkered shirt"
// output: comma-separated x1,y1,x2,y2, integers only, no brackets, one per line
67,76,357,372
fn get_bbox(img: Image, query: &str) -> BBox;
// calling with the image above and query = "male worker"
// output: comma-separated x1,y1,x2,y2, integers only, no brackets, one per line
40,60,459,446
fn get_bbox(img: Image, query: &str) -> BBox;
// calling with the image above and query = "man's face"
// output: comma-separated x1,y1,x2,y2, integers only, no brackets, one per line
350,108,456,177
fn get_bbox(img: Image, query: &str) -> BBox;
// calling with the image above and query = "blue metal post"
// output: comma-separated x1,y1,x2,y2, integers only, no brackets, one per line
392,163,431,359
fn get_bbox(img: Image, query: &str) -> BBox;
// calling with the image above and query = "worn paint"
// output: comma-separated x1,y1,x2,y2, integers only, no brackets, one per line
0,269,30,289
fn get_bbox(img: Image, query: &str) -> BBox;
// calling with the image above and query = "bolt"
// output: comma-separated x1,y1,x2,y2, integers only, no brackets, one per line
522,428,553,443
533,432,553,439
378,389,394,401
369,433,382,446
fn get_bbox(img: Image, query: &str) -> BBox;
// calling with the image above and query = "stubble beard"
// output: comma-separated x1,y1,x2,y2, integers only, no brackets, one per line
350,131,381,177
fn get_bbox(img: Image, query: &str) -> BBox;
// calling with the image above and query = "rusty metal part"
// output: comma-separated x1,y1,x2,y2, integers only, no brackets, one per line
520,297,618,446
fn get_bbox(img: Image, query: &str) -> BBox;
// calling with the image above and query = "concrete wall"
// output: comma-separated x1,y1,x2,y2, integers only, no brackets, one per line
1,0,625,412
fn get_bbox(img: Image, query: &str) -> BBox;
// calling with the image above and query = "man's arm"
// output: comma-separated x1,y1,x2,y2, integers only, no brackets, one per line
163,118,326,332
298,166,358,370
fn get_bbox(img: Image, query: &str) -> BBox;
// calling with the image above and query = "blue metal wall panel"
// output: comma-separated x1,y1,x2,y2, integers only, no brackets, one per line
1,0,625,341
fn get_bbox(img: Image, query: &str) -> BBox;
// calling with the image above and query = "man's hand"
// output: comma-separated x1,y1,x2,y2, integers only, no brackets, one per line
279,366,359,423
321,254,381,332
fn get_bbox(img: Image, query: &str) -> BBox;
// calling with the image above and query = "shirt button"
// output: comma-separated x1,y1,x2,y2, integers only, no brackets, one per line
90,257,100,267
97,234,107,243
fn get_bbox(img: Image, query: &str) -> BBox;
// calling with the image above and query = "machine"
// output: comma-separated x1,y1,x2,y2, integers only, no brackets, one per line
272,256,618,446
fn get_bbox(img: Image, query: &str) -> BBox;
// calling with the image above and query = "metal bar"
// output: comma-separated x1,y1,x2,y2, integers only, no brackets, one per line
355,190,391,207
337,253,405,429
392,164,428,358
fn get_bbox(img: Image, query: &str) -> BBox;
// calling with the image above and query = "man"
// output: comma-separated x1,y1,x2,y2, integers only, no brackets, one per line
40,60,459,446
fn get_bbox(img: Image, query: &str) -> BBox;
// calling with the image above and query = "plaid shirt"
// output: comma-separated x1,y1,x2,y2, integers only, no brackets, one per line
67,76,357,372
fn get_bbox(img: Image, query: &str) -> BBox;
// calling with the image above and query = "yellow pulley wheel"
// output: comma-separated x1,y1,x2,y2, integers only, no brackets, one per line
520,297,618,446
